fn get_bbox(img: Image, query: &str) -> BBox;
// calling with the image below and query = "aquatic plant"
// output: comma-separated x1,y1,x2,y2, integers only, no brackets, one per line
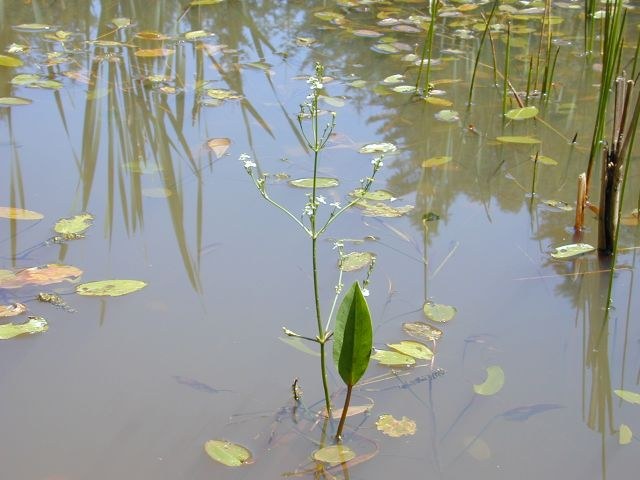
240,63,382,421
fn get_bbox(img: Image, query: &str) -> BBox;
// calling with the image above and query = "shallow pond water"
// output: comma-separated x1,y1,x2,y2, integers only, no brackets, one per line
1,1,640,479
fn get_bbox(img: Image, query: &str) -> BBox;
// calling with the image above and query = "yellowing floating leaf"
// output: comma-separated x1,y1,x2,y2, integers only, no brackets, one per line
0,55,23,67
371,349,416,366
321,403,373,419
505,106,539,120
76,279,146,297
0,303,27,318
425,96,453,107
422,156,452,168
619,424,632,445
357,201,413,218
496,135,541,144
313,445,355,465
135,31,170,40
54,213,93,235
204,440,252,466
289,177,338,188
0,316,48,340
191,0,226,5
111,17,131,28
11,74,62,89
614,389,640,404
206,138,231,158
543,200,573,211
0,206,43,220
423,302,456,322
205,88,242,100
340,252,375,272
0,264,82,289
376,414,416,437
403,321,443,342
134,48,174,57
0,96,32,106
533,155,558,166
473,365,505,396
359,142,397,154
388,340,433,360
550,243,595,259
185,30,210,40
349,188,396,201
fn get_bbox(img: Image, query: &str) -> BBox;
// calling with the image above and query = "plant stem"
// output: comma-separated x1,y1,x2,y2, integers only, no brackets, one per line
336,384,353,440
467,1,498,106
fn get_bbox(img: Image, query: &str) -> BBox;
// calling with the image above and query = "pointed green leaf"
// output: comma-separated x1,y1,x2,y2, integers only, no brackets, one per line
423,301,456,322
614,389,640,404
204,440,252,466
0,316,48,340
333,282,373,386
76,279,146,297
473,365,505,395
505,106,539,120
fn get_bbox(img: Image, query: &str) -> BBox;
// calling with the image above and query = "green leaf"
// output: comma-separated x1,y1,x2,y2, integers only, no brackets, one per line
391,85,417,93
0,55,23,67
473,365,505,396
278,336,320,357
0,97,32,106
111,17,131,28
376,414,417,437
371,349,415,366
204,440,252,466
383,74,404,84
534,155,558,166
423,301,456,322
205,88,241,100
0,206,43,220
13,23,53,31
614,389,640,404
333,282,373,386
0,316,48,340
422,156,452,168
191,0,226,5
288,177,338,188
357,201,413,217
349,188,396,201
496,135,541,144
76,279,146,297
340,252,375,272
313,445,355,465
403,321,443,342
184,30,209,40
434,109,460,122
550,243,595,259
11,74,62,89
619,424,632,445
359,142,397,154
543,200,573,211
54,213,93,235
388,340,433,360
505,106,539,120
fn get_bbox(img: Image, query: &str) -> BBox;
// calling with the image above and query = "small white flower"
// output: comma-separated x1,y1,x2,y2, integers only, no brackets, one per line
307,76,323,90
362,288,370,297
303,204,314,216
332,240,344,249
238,153,251,162
243,160,257,169
316,196,326,204
330,201,341,208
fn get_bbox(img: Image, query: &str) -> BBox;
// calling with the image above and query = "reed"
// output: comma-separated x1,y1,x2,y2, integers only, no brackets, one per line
467,1,498,106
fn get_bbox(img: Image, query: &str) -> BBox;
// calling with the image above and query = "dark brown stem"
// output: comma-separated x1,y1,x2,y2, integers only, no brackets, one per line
335,384,353,441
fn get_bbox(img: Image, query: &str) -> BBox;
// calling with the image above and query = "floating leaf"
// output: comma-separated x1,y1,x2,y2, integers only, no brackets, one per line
319,95,345,107
550,243,595,259
388,340,433,360
205,88,242,100
376,414,416,437
403,321,443,342
434,109,460,122
534,155,558,166
206,138,231,158
0,206,43,220
135,31,170,40
496,135,541,144
13,23,53,31
0,264,82,289
425,96,453,107
505,106,539,120
278,336,320,357
288,177,338,188
619,424,632,445
352,29,384,38
543,200,573,211
383,74,404,84
0,55,23,67
191,0,226,5
0,316,48,340
359,142,397,154
371,349,416,366
340,252,375,272
422,156,452,168
0,303,27,318
321,404,373,419
349,188,396,201
134,48,174,57
185,30,210,40
204,440,252,467
473,365,505,396
357,201,413,218
423,302,456,323
314,11,345,22
54,213,93,235
392,85,417,93
111,17,131,28
372,43,401,54
614,389,640,404
333,282,373,386
10,74,62,89
76,279,146,297
313,445,356,465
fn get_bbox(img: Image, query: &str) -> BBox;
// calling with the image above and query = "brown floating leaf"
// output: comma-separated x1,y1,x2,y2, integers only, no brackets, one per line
206,138,231,158
0,206,44,220
403,321,443,342
0,303,27,317
320,404,373,419
134,48,174,58
0,264,82,289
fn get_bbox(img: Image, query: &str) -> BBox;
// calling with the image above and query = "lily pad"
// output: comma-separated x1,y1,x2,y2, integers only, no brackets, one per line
0,97,32,106
534,155,558,166
0,55,24,67
313,445,356,465
496,135,541,144
11,74,62,89
423,302,456,323
619,424,632,445
349,188,396,201
376,414,416,437
359,142,397,154
403,321,443,342
0,264,82,289
340,252,375,272
0,316,48,340
388,340,433,360
425,96,453,107
550,243,595,259
54,213,93,235
204,440,252,466
422,156,452,168
434,109,460,122
76,279,146,297
288,178,338,188
134,48,174,58
371,349,416,366
473,365,505,396
0,303,27,318
357,201,414,218
614,389,640,404
185,30,210,40
0,206,43,220
505,106,539,120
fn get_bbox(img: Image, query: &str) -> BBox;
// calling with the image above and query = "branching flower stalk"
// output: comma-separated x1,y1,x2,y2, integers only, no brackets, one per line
239,63,383,417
